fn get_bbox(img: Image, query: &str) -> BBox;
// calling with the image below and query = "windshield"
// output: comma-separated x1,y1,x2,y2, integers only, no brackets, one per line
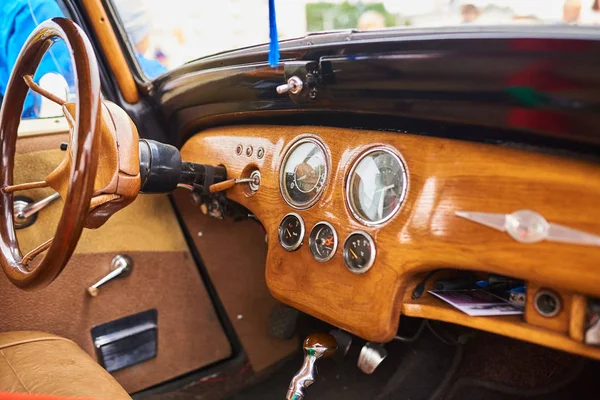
111,0,600,78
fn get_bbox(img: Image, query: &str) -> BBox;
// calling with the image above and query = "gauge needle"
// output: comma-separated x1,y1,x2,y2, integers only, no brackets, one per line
324,237,335,247
349,248,358,259
375,184,395,193
296,175,308,181
286,228,292,238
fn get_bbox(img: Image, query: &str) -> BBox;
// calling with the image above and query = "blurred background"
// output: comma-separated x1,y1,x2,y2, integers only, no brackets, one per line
111,0,600,75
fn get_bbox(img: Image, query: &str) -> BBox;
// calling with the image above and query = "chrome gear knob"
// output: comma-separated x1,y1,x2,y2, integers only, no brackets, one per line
286,333,337,400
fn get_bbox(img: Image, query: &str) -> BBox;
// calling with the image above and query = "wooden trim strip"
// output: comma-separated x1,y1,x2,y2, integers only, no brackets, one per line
570,294,587,342
402,297,600,361
80,0,139,103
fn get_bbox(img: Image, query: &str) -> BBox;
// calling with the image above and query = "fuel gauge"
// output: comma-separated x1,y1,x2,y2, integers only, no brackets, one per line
308,222,338,262
278,213,305,251
343,231,376,274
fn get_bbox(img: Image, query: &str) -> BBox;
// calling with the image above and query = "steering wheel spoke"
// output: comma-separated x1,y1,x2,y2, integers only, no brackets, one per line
23,74,66,106
3,181,49,194
21,238,54,268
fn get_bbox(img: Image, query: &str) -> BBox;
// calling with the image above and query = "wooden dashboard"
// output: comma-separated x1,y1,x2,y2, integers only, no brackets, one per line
181,125,600,359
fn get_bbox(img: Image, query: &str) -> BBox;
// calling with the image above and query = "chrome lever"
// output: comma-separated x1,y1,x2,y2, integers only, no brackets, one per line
14,192,61,229
209,170,261,193
286,333,337,400
18,192,60,219
87,255,133,297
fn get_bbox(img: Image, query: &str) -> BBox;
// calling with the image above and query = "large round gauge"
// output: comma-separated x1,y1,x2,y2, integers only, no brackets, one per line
308,222,338,262
280,138,328,209
278,213,305,251
347,147,408,225
343,231,376,274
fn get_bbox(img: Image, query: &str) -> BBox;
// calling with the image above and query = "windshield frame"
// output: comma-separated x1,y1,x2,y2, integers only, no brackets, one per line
102,0,600,85
101,0,158,84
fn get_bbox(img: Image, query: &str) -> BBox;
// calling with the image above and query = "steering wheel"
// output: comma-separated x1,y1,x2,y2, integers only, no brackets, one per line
0,18,102,290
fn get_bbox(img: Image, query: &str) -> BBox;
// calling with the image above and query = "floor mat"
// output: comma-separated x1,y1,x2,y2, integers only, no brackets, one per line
444,331,594,400
226,318,598,400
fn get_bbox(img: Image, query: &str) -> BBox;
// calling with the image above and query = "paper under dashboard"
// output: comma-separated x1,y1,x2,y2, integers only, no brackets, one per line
428,289,524,317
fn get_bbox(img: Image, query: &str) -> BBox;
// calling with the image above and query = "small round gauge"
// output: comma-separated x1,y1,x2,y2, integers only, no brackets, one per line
280,138,328,209
347,147,408,225
308,222,338,262
278,213,305,251
343,231,376,274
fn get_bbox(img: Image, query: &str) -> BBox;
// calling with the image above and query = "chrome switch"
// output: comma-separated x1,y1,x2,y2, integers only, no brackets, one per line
276,76,304,95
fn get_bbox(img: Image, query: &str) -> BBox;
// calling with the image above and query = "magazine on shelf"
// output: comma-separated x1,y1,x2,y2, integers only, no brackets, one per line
428,289,524,316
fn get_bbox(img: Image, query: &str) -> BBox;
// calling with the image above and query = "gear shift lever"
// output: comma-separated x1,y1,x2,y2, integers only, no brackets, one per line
286,333,337,400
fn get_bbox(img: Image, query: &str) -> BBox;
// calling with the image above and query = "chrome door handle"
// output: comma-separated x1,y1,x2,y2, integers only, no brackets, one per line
87,255,133,297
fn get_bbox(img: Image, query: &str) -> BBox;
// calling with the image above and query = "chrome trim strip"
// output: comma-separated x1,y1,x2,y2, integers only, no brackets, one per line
455,209,600,246
93,322,157,348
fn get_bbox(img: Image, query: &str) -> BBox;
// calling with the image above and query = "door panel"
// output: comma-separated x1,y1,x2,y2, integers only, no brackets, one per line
173,191,298,372
0,134,231,393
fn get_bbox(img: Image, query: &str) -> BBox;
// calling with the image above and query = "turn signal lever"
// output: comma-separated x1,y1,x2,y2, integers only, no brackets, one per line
138,139,227,195
287,333,337,400
209,170,261,193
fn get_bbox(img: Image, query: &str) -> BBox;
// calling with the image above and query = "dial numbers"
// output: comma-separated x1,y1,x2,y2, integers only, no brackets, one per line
343,231,376,274
278,213,305,252
308,222,338,262
280,138,328,209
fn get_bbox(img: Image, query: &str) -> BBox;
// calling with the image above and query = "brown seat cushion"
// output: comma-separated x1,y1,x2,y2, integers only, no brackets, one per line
0,331,130,399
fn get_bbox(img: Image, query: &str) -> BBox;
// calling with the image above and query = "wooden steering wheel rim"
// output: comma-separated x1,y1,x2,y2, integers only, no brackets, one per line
0,18,101,290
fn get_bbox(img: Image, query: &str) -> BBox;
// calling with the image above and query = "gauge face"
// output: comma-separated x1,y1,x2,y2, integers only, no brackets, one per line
308,222,338,262
347,148,407,225
280,138,328,209
278,213,305,251
343,231,376,274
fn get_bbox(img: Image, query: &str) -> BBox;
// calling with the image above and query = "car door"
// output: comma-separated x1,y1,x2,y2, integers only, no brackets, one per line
0,0,259,394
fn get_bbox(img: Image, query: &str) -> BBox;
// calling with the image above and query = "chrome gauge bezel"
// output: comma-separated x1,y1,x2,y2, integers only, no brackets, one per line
346,146,408,226
533,289,561,318
343,230,376,274
278,212,305,252
279,137,329,210
308,221,338,263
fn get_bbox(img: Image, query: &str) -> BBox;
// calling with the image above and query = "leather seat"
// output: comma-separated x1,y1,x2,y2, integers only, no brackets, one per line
0,331,130,399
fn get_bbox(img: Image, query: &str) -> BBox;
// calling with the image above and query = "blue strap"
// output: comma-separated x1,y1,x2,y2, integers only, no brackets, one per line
268,0,280,67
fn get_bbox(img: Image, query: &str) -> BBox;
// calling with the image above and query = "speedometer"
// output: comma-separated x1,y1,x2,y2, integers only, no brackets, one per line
280,138,328,209
347,147,408,225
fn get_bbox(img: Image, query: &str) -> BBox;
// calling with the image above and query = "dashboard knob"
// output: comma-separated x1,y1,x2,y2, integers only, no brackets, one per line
276,76,304,95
